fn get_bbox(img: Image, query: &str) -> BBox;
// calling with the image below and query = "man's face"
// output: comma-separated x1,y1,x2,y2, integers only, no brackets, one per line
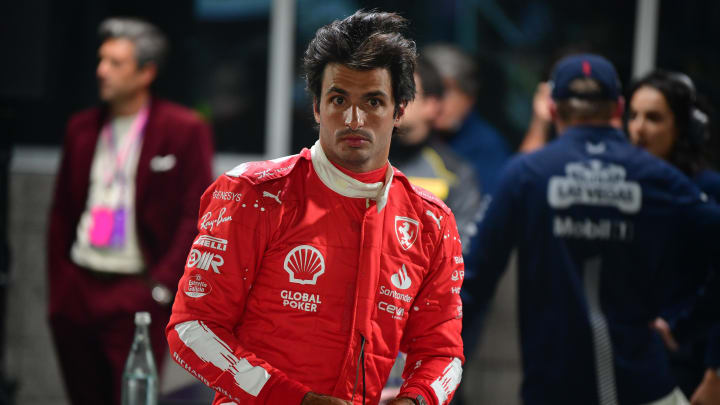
314,63,403,172
96,38,153,104
433,79,474,132
398,73,440,145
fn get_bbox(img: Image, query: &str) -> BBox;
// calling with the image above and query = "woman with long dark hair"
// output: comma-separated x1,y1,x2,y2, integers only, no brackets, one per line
627,70,720,403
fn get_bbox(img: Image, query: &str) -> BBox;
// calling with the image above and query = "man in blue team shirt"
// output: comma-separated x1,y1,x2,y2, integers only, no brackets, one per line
470,54,720,404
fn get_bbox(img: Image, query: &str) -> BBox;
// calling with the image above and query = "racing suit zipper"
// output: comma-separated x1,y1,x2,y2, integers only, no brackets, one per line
351,334,366,404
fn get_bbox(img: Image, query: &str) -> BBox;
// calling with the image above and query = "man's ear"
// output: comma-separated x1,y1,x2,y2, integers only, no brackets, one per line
614,96,626,119
610,96,626,129
394,102,407,123
313,99,320,124
139,63,158,88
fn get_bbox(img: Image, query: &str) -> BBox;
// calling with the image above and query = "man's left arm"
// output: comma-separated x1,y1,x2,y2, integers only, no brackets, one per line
396,213,464,405
149,118,214,297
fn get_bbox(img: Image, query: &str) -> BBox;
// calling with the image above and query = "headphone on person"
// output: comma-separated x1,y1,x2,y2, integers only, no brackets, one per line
667,72,710,147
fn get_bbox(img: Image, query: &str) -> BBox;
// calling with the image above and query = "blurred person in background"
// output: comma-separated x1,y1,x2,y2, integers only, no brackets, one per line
391,55,483,260
422,45,509,404
518,80,554,153
626,70,720,403
470,54,720,404
47,17,214,405
166,10,464,405
422,43,511,198
389,56,483,404
518,46,623,154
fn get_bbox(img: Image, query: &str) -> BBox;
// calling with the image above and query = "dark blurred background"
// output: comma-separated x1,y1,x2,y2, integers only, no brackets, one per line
2,1,720,404
4,0,716,155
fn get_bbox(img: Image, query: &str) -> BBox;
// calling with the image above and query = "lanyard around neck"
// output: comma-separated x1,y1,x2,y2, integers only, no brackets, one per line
100,103,150,185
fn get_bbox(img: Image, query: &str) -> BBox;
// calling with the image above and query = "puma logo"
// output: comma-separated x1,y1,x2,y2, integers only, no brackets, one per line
262,190,282,205
426,210,443,230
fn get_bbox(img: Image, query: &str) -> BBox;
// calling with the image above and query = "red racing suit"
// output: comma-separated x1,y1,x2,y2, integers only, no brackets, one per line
167,143,465,405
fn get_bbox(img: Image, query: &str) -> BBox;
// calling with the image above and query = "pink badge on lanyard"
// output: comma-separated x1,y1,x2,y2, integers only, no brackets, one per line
89,206,128,248
88,104,149,249
89,206,114,247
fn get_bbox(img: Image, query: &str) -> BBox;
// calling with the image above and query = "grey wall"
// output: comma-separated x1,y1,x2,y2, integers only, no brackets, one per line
5,171,66,405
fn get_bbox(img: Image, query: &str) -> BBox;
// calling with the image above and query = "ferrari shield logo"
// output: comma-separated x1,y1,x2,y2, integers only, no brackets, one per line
395,216,419,250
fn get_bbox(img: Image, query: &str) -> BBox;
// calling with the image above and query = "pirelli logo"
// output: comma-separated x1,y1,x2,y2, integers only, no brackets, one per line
193,235,228,251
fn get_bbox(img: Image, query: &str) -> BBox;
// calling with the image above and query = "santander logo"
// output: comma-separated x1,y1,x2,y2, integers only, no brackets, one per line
390,264,412,290
284,245,325,285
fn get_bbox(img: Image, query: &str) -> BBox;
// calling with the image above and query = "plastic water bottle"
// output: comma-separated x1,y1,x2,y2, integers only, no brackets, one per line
121,312,158,405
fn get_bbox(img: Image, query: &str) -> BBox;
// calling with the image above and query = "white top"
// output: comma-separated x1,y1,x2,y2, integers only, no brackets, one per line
71,113,146,274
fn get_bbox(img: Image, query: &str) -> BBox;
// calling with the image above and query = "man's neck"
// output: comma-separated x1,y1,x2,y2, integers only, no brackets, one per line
330,159,388,184
110,90,150,117
555,118,612,135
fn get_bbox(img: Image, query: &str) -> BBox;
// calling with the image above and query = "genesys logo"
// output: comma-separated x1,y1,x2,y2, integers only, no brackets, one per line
184,272,212,298
284,245,325,285
451,270,464,282
193,235,227,251
187,249,224,274
391,264,412,290
212,190,242,202
378,300,405,320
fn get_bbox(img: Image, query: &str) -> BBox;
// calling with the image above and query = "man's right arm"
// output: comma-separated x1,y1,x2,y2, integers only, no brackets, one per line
166,176,311,404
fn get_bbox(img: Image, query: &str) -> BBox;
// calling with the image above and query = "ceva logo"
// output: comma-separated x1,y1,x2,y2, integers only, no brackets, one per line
391,264,412,290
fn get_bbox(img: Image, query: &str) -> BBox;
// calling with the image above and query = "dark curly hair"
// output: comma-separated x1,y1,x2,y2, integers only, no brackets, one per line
303,10,417,117
627,70,715,175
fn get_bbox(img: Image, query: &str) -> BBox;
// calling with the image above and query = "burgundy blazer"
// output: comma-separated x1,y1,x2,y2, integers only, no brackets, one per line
47,98,214,322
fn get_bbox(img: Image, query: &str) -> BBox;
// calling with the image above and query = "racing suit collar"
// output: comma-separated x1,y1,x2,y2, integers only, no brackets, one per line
310,140,393,213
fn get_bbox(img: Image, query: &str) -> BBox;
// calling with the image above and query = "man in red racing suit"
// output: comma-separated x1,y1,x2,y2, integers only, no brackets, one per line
167,10,464,405
167,142,464,404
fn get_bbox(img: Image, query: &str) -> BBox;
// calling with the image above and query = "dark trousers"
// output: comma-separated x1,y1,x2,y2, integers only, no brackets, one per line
50,309,168,405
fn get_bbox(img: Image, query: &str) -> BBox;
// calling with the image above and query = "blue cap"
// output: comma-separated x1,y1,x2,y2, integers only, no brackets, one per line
550,54,621,100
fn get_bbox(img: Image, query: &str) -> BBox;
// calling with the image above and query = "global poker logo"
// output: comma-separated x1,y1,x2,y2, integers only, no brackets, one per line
284,245,325,285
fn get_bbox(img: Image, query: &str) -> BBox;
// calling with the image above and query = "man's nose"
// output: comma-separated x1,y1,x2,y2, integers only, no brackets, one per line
344,105,365,130
97,59,108,79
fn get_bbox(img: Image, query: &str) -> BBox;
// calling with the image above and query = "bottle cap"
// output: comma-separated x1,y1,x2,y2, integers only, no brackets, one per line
135,311,151,326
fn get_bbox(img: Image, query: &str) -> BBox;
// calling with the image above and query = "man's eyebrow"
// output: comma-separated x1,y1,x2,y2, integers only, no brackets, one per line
363,90,389,99
326,86,348,96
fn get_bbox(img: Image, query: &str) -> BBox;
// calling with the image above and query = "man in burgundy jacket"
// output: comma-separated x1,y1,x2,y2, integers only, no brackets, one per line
47,17,213,405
